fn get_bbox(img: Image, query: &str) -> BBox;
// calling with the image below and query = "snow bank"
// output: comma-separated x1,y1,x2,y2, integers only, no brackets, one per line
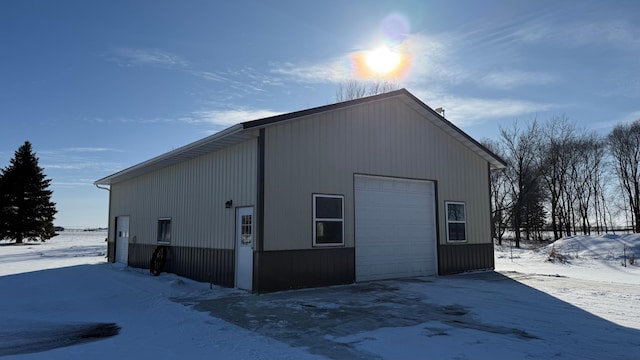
495,234,640,284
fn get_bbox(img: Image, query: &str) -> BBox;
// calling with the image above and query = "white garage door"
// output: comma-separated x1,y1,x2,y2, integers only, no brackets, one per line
355,175,437,281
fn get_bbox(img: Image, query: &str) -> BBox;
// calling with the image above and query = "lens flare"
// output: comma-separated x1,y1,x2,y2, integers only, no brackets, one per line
345,13,413,81
365,46,401,74
381,13,410,44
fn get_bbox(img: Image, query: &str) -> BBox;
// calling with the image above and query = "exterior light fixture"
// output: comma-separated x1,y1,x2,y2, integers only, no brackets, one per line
225,200,233,208
435,107,445,118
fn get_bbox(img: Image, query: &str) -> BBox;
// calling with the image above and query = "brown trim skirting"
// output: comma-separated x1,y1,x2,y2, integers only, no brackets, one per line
438,243,494,275
257,247,355,293
127,243,235,287
122,243,492,290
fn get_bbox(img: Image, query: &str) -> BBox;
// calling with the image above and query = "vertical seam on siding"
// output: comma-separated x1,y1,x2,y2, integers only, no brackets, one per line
255,129,265,292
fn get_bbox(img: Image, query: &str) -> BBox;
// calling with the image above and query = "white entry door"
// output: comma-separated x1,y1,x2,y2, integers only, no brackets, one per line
115,216,130,265
236,207,254,290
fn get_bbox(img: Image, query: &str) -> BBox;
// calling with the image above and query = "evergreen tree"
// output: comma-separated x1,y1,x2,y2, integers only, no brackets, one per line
0,172,7,239
0,141,57,243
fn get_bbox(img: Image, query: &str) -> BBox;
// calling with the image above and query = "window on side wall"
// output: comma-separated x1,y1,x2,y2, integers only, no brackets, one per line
446,202,466,242
158,218,172,244
313,194,344,246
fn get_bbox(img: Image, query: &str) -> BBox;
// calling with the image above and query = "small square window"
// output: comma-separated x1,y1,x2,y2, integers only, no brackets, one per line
313,194,344,246
446,202,466,242
158,218,171,244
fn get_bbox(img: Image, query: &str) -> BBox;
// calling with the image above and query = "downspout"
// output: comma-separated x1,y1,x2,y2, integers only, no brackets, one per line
95,183,112,262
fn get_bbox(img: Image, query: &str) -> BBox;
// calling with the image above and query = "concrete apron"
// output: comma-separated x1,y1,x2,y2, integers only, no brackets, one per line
174,273,536,360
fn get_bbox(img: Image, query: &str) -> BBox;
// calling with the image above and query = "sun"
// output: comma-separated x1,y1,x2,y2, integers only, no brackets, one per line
365,46,401,74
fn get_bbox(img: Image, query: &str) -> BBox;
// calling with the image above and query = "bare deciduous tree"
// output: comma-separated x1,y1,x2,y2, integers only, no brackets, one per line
335,80,399,102
540,116,575,240
567,134,602,235
499,120,545,247
488,115,629,242
482,139,511,245
608,120,640,232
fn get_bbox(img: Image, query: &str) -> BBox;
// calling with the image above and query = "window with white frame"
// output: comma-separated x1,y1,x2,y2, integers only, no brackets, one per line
446,202,466,242
157,218,172,244
313,194,344,246
241,214,253,245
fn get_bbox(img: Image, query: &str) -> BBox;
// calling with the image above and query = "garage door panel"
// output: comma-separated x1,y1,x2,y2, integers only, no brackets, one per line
358,262,431,281
356,206,431,222
356,229,432,244
355,175,436,282
357,249,430,262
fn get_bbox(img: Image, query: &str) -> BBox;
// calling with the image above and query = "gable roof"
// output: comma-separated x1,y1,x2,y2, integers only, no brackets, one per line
95,89,506,186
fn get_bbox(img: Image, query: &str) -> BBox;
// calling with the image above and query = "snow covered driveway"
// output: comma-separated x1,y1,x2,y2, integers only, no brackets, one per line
180,272,640,359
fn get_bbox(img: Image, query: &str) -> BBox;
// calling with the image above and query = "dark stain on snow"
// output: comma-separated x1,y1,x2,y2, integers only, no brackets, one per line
0,322,121,356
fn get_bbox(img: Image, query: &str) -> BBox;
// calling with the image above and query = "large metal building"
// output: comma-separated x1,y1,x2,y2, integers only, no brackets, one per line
95,89,506,292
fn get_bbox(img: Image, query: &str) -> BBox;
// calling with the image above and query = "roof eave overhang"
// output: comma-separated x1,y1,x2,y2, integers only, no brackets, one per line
94,124,255,186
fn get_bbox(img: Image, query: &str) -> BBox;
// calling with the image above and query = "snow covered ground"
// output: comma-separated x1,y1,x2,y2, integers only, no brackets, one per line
0,231,638,359
0,230,107,277
495,233,640,284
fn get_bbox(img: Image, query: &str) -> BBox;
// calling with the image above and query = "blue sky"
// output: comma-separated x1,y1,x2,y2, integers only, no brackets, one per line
2,0,639,227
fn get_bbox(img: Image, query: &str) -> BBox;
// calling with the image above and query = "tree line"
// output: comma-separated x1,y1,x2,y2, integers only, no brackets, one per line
485,116,640,247
0,141,57,243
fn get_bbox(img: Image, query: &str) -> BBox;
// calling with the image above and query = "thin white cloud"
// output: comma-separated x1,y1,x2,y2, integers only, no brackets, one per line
62,147,124,153
107,48,272,95
591,110,640,130
478,70,555,90
191,109,283,127
512,18,640,50
411,88,556,126
619,110,640,124
110,48,190,68
570,21,631,47
45,163,90,170
40,147,125,173
43,160,121,171
446,97,554,126
188,70,228,82
271,60,349,83
51,181,95,188
510,22,551,44
402,33,464,82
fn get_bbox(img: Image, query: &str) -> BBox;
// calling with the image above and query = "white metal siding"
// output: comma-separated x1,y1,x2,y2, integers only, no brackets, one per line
263,97,491,251
354,175,436,281
108,139,258,249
